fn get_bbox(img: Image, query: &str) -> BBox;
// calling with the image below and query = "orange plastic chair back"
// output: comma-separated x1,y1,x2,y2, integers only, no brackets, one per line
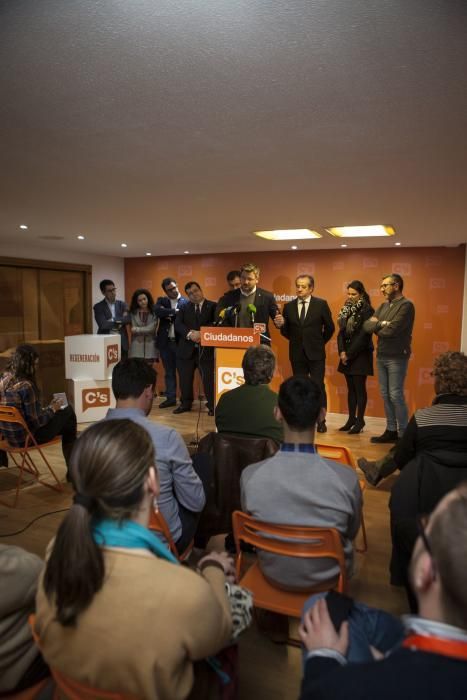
0,406,62,507
232,510,347,619
148,507,193,561
315,441,368,552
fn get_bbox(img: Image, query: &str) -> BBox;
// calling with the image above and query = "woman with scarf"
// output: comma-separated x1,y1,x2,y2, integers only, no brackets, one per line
35,419,233,699
337,280,374,434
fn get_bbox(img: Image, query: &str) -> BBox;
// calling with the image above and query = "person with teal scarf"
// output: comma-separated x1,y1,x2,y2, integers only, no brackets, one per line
36,419,233,699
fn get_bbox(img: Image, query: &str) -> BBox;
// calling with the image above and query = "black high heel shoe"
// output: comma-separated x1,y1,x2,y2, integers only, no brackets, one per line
348,420,365,434
339,418,356,431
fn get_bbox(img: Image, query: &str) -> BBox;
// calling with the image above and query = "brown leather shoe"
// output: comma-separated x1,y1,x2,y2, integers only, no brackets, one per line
358,457,381,486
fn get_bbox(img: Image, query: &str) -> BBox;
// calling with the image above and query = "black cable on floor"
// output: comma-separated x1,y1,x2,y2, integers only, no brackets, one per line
0,507,69,538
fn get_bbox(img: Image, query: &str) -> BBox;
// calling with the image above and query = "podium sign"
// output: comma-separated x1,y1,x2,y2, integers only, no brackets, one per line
200,327,260,404
200,327,260,348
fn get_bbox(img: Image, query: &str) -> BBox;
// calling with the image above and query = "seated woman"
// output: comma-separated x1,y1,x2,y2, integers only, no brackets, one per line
129,288,159,364
0,344,77,477
35,419,233,699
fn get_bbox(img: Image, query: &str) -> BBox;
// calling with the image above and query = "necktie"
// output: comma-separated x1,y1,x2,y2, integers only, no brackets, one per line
195,303,201,329
299,300,306,323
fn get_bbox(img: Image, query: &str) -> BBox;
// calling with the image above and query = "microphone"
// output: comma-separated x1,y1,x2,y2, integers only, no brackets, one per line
247,303,256,323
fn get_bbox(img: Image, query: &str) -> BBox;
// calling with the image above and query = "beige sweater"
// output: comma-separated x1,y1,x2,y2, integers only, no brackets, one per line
35,547,232,699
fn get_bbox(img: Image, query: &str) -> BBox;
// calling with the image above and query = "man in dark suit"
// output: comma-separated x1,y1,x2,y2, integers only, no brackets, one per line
93,279,130,359
154,277,187,408
216,262,281,343
275,275,334,432
174,281,216,415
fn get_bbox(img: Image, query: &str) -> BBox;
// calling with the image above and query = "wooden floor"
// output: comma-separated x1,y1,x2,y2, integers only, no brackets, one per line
0,399,407,699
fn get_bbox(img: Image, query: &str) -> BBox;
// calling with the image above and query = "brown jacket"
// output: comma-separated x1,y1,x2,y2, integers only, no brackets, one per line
36,547,232,699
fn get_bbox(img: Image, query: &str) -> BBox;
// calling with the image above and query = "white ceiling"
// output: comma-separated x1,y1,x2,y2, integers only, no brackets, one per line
1,0,466,258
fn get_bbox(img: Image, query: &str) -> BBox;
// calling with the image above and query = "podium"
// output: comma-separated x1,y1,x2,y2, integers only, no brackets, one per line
200,327,260,405
64,335,119,422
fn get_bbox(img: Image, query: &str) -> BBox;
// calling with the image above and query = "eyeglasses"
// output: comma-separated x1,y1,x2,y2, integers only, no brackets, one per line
417,514,437,577
106,287,117,292
166,285,178,292
380,282,395,288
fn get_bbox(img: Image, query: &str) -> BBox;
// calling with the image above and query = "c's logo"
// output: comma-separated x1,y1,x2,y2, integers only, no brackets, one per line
82,388,111,412
218,367,245,394
107,344,119,367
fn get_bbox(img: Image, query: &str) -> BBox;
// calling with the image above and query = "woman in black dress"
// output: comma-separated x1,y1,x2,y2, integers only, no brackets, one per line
337,280,374,434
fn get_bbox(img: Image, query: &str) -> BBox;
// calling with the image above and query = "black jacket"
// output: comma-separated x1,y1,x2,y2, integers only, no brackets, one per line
215,287,278,343
174,299,217,360
337,302,374,376
280,296,334,362
153,295,187,350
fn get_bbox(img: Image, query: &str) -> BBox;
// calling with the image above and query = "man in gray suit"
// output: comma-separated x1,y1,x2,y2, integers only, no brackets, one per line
275,275,334,432
93,279,130,359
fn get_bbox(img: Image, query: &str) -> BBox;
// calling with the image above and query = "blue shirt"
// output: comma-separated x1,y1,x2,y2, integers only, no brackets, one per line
104,408,205,542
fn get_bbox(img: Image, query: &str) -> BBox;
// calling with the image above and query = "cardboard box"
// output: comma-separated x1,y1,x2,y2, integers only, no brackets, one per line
65,334,120,380
67,378,116,423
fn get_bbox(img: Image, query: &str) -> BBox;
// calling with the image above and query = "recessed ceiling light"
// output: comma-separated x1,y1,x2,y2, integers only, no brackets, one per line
184,250,190,254
77,235,85,240
326,225,395,238
121,243,128,248
254,229,321,240
395,242,401,246
341,244,348,248
145,252,152,256
291,245,298,250
19,224,28,230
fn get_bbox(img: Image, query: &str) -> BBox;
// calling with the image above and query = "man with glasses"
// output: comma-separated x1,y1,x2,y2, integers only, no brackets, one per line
363,273,415,443
94,279,130,359
299,484,467,700
154,277,187,408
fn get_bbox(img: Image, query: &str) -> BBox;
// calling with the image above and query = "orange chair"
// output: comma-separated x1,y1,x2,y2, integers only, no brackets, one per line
315,442,368,553
232,510,347,624
0,406,63,508
28,615,137,700
148,506,193,562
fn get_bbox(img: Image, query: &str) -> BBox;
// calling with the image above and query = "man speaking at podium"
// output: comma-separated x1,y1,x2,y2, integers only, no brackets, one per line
216,263,281,344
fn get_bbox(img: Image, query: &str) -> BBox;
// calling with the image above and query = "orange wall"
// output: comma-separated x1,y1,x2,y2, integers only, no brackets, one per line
125,246,465,418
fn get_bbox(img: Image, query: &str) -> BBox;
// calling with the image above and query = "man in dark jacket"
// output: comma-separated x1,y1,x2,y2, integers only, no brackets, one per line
216,262,281,344
275,275,334,432
153,277,187,408
93,279,130,358
299,484,467,700
174,281,216,415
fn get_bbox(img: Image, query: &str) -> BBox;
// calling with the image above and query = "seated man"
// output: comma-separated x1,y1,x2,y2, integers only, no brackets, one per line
299,484,467,700
0,544,49,693
106,358,206,552
241,376,362,590
215,345,283,444
358,350,467,486
0,344,77,478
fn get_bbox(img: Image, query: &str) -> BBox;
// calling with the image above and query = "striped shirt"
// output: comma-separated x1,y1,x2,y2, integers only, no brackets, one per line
0,372,53,447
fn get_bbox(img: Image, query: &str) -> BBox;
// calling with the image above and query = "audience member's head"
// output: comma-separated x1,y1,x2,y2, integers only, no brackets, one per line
242,345,275,386
277,376,322,432
44,419,157,625
129,288,155,314
112,358,156,414
226,270,241,290
9,344,39,382
410,482,467,629
432,351,467,396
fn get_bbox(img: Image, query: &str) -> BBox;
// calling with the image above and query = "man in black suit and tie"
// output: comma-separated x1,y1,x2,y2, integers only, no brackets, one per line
216,262,281,343
93,279,130,359
275,275,335,432
174,281,216,415
154,277,187,408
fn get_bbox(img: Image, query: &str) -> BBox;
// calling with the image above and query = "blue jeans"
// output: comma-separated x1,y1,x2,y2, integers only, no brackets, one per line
159,341,178,401
376,356,409,433
302,593,404,665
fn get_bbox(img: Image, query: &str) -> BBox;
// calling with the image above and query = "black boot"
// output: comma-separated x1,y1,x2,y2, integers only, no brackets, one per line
370,429,399,444
339,417,356,431
348,419,365,434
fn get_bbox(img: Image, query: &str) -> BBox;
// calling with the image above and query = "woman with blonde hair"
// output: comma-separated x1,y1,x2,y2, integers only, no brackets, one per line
36,419,233,699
